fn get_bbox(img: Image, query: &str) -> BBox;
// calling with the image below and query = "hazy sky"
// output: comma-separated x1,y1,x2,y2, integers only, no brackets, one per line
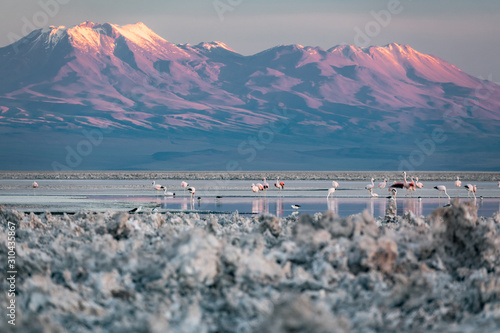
1,0,499,80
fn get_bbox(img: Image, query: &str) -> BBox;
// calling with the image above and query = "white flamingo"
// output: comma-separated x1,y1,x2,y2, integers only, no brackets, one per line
370,190,379,198
415,177,423,189
365,178,375,192
464,184,477,199
187,187,196,199
378,179,387,189
163,189,175,196
152,181,164,191
331,181,339,188
434,185,450,200
327,187,335,198
32,181,38,195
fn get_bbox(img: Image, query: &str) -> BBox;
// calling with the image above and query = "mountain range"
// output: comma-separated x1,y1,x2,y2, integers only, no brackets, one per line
1,21,499,171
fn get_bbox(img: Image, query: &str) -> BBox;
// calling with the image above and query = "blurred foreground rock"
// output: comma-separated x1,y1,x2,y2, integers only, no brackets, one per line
1,201,499,332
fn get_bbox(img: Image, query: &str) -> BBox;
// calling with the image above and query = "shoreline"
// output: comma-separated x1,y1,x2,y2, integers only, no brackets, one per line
1,170,500,181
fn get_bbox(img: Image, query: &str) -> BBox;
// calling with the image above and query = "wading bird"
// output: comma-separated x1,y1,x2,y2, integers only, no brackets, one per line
152,181,164,191
187,187,196,198
291,204,300,209
181,181,189,194
331,180,339,188
129,206,142,214
327,187,335,198
251,183,259,196
390,172,408,194
262,178,269,194
455,176,462,196
464,184,477,199
415,177,424,189
275,177,284,194
365,178,375,192
378,179,387,189
32,181,38,195
163,189,175,196
434,185,450,200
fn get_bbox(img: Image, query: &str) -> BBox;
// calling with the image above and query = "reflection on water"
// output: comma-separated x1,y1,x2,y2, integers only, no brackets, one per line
97,195,500,218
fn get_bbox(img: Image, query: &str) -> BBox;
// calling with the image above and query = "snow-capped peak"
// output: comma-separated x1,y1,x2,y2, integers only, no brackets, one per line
195,41,236,52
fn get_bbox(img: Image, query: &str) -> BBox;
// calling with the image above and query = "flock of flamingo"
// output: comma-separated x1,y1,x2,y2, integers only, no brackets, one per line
359,172,480,200
29,175,499,201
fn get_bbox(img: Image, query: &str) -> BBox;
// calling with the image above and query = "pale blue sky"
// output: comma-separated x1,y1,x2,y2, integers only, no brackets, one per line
1,0,499,80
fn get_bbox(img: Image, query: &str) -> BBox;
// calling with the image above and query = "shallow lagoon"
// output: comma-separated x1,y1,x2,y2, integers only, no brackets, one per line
1,178,499,217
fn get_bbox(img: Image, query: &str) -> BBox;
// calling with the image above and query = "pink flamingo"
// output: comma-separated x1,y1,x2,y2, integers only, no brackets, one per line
274,177,284,194
181,181,189,194
378,179,387,189
408,177,416,196
455,176,462,196
262,178,269,193
415,177,423,189
331,181,339,188
32,181,38,195
251,183,259,196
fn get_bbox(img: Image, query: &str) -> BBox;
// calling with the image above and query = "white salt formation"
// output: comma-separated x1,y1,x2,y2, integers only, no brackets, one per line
1,200,499,332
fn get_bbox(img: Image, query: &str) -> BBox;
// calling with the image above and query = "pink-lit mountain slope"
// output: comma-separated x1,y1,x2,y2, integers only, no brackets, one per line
1,22,500,170
1,21,499,132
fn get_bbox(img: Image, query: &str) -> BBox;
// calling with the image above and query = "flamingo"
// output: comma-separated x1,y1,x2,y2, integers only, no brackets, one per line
251,183,259,196
407,177,416,196
365,178,375,192
128,206,142,214
370,190,379,198
327,187,335,198
455,176,462,196
181,181,189,194
390,172,408,193
291,204,300,209
152,181,164,191
274,177,284,194
331,181,339,188
464,184,477,199
415,177,424,189
434,185,450,200
262,178,269,193
378,179,387,189
256,183,264,193
187,187,196,198
163,189,175,196
32,181,38,195
498,181,500,189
